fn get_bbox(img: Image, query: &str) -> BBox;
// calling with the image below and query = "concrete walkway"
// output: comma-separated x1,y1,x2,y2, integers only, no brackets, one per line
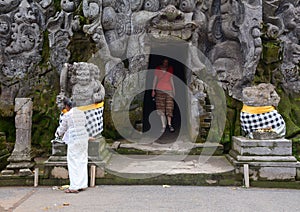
1,186,300,211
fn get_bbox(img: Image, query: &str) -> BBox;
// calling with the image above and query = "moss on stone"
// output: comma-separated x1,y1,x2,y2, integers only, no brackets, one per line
69,31,97,63
261,40,282,64
222,94,242,147
0,118,15,143
277,89,300,138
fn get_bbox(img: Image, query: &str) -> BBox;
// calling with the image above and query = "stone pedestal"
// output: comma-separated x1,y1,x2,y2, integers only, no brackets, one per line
1,98,34,176
44,136,111,179
227,136,300,181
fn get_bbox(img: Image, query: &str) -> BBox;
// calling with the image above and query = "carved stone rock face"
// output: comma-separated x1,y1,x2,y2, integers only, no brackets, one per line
130,0,144,11
148,5,197,40
105,30,128,58
0,16,10,36
61,0,76,13
0,0,21,13
242,83,280,107
102,7,117,30
5,24,40,54
143,0,160,12
179,0,195,13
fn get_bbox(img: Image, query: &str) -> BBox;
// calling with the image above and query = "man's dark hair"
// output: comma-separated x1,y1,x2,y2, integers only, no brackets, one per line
63,98,73,108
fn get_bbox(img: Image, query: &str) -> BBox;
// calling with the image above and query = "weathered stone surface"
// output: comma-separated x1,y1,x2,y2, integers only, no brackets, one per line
259,167,296,181
228,136,300,181
263,1,300,94
19,168,33,176
1,170,14,175
51,142,67,156
57,62,105,108
2,98,34,176
96,166,105,178
242,83,281,107
8,98,32,162
6,162,34,169
232,136,292,156
51,167,69,179
0,0,300,170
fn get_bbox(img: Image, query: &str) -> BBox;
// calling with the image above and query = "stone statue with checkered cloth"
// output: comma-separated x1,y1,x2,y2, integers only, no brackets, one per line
56,62,105,139
240,83,286,139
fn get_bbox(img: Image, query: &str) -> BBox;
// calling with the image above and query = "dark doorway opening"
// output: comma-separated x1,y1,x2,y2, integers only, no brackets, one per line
143,53,188,143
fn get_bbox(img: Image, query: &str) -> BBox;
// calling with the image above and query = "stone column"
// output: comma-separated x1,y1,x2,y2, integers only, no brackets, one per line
1,98,34,176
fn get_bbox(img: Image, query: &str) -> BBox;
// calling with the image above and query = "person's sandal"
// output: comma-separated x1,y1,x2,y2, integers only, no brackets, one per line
64,189,79,193
161,126,166,133
169,125,175,132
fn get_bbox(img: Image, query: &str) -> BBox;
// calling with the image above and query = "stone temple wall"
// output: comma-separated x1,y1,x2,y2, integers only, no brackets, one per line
0,0,299,153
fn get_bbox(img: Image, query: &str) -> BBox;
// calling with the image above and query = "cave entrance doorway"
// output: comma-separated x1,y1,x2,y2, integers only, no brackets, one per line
143,43,189,144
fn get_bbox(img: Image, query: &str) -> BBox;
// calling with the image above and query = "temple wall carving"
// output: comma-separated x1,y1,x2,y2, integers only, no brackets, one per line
0,0,299,141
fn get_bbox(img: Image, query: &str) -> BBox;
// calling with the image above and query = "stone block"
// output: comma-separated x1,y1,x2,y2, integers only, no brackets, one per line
52,142,67,156
6,162,34,169
1,170,14,175
19,168,33,176
259,167,296,181
51,167,69,179
88,140,100,157
232,136,292,156
228,137,300,181
96,167,105,178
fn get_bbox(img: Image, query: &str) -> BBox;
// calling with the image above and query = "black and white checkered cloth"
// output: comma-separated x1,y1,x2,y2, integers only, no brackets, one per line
240,110,285,135
58,107,104,138
84,107,104,137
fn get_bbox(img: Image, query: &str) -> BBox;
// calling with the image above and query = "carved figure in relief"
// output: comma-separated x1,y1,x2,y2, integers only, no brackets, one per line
264,1,300,93
56,63,106,140
57,62,105,108
275,2,300,92
47,0,79,71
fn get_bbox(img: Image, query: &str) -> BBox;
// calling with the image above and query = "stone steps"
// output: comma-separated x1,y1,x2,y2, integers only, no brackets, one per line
101,154,240,186
111,140,224,156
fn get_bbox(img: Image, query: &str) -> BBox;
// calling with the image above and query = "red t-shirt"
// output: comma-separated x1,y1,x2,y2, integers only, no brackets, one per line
154,66,174,91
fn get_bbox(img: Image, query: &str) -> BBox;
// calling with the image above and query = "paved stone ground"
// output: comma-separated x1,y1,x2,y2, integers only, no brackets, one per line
1,186,300,211
106,155,234,175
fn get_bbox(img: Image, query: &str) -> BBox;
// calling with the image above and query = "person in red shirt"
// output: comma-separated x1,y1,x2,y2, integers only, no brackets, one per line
151,58,175,132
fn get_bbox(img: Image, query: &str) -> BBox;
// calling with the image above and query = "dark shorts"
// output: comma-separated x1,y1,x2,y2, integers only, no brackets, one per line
155,90,174,117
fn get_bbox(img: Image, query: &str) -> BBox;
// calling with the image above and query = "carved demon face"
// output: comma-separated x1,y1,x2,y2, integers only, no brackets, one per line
147,4,197,40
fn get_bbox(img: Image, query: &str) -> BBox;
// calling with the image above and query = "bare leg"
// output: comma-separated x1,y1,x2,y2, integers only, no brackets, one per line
167,116,175,132
167,116,172,126
160,115,166,129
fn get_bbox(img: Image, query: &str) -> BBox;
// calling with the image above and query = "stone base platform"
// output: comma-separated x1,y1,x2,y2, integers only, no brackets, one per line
44,136,111,179
227,136,300,181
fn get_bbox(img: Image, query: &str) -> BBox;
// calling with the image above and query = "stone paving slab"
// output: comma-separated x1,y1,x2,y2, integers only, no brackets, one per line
0,187,35,211
106,155,234,175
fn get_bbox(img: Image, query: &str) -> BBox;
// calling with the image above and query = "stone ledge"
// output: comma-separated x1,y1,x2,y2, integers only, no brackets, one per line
113,141,223,156
226,154,300,181
229,150,297,162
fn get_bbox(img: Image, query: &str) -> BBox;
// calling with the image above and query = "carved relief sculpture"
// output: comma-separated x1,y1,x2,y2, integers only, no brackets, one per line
57,62,105,137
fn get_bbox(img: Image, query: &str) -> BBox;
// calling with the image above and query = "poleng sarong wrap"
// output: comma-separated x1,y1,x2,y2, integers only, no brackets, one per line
240,105,286,138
